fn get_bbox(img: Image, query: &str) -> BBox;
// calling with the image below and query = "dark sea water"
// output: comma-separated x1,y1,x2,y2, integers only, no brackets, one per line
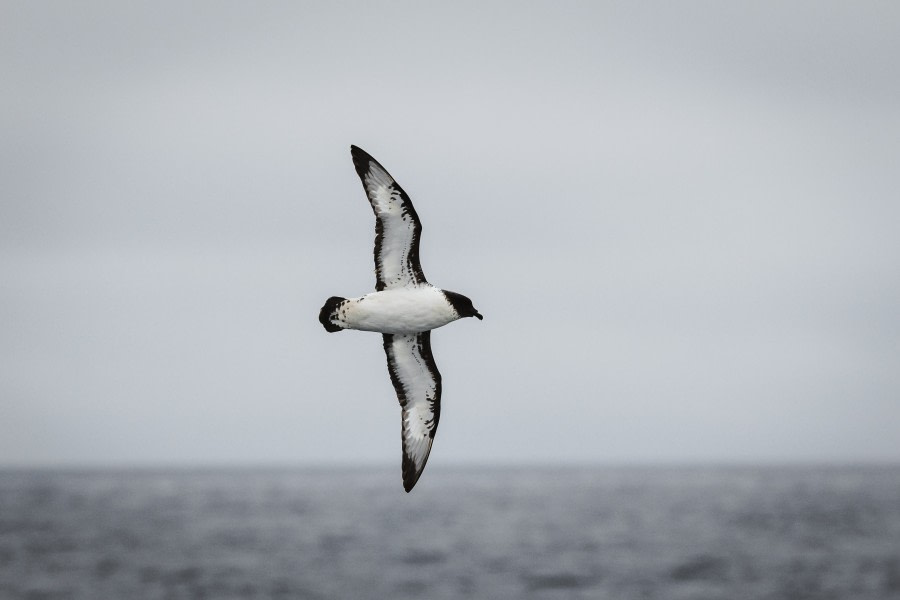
1,466,899,600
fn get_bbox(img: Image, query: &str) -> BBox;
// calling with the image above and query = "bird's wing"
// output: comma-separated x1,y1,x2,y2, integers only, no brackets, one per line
382,332,441,492
351,145,427,291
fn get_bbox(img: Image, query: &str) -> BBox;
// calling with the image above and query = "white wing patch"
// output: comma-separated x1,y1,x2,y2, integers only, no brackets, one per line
351,146,426,291
382,332,441,492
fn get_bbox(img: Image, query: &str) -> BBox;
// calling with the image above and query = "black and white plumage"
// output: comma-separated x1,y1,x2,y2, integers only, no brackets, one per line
319,146,482,492
354,146,426,292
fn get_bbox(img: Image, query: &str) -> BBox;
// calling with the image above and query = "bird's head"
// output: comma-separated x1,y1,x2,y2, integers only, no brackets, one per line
443,290,483,321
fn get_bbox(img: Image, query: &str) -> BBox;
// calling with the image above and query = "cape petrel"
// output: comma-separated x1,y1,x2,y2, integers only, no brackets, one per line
319,146,482,492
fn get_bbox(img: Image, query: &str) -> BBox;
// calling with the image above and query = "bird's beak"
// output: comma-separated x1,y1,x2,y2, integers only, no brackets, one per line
474,311,483,320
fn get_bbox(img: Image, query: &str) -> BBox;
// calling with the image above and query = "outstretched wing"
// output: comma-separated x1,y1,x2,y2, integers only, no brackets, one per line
351,145,427,291
382,332,442,492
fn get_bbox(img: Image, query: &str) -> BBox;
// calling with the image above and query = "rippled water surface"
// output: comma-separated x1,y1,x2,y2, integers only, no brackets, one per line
1,466,899,599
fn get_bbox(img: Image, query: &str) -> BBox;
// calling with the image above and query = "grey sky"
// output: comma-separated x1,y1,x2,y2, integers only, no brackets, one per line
2,1,899,466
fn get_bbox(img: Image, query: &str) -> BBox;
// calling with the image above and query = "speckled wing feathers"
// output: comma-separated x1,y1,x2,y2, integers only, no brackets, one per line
351,146,427,291
382,332,441,492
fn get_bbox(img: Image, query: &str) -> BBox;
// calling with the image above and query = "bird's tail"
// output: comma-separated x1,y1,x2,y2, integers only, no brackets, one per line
318,296,347,332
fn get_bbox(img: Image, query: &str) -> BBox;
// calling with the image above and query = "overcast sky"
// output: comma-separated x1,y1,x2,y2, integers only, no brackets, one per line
2,1,899,467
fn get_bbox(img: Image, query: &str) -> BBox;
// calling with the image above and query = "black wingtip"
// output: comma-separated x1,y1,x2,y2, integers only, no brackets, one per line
350,145,373,180
402,456,424,493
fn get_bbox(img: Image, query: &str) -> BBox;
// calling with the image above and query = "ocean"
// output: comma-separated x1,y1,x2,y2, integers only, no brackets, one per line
1,466,898,599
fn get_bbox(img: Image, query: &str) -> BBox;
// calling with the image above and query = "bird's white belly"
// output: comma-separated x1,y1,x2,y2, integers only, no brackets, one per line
344,287,457,334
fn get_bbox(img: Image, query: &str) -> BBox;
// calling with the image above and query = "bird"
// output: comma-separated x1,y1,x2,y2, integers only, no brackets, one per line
319,145,482,492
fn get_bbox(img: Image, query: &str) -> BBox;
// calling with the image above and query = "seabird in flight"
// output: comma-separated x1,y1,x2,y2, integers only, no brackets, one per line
319,146,482,492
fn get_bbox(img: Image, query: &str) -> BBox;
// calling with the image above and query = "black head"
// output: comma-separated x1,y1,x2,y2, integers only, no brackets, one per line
443,290,483,320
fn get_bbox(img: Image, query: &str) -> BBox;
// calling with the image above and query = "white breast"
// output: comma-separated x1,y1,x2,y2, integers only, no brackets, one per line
343,286,458,334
